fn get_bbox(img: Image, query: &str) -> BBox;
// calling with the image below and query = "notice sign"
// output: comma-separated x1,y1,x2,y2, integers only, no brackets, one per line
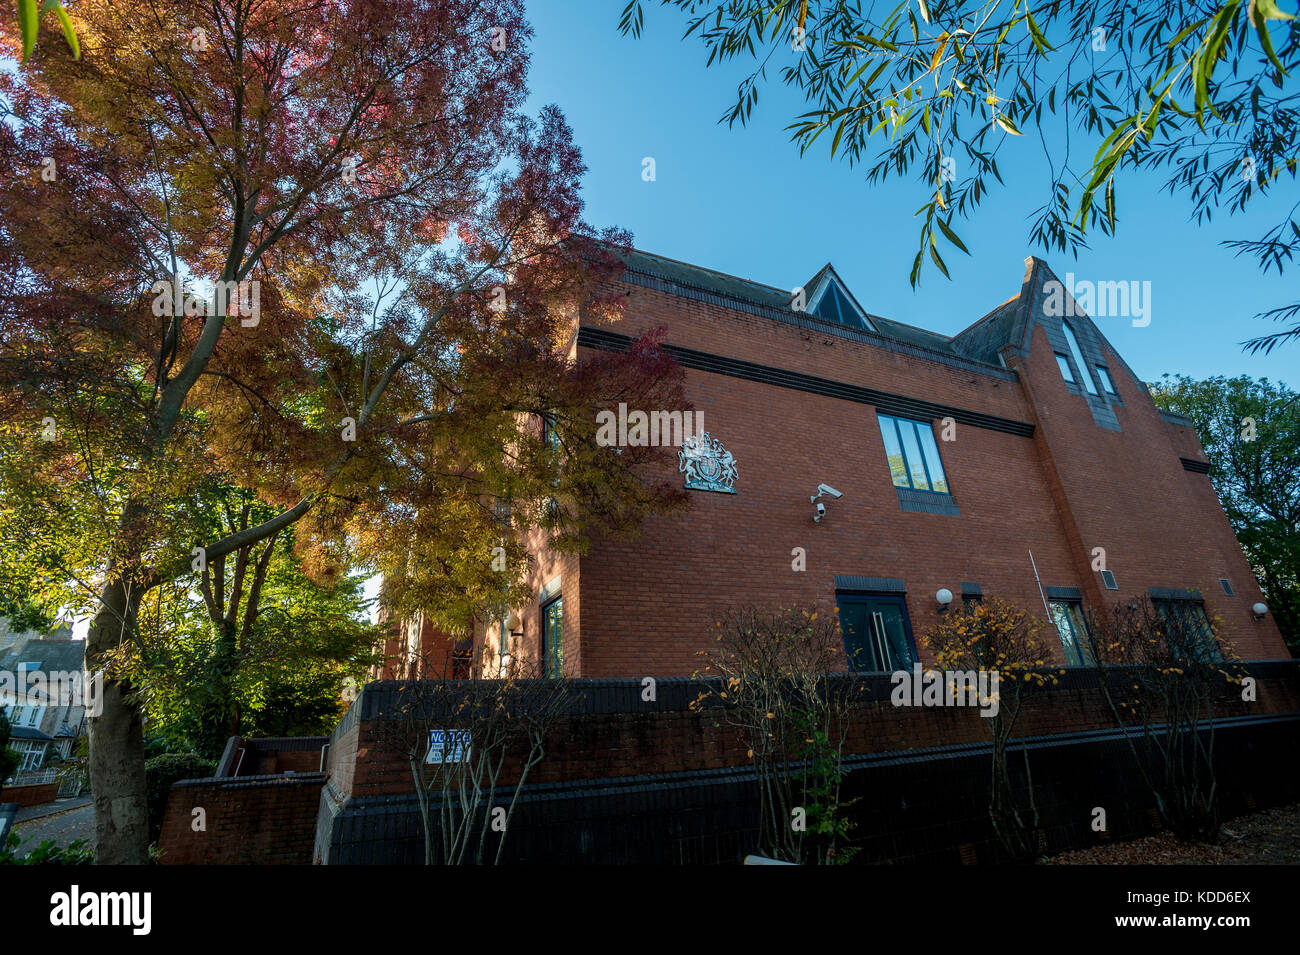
426,729,470,764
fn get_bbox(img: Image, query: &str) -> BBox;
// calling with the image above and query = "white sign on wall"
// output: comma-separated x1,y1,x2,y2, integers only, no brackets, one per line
426,729,470,764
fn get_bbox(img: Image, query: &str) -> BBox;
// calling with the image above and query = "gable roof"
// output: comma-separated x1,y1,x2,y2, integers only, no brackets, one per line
994,257,1149,390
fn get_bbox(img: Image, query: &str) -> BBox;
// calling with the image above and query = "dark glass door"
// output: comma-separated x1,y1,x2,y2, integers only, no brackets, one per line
836,595,917,672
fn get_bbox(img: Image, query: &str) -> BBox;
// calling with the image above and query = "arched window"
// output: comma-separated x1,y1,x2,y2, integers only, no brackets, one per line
1061,321,1097,395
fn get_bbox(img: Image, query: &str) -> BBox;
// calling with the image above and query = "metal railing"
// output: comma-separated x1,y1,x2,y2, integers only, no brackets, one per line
9,768,57,786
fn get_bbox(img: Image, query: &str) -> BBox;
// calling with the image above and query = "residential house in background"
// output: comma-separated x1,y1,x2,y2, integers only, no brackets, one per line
0,626,88,782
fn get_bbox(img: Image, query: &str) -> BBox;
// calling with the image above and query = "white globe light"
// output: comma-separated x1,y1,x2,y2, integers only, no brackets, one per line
505,611,522,631
936,588,953,606
1252,603,1268,617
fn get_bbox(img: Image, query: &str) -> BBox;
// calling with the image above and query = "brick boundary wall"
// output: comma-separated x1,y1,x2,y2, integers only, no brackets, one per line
0,783,58,808
216,736,329,778
156,663,1300,864
315,713,1300,864
326,663,1300,799
158,772,327,864
311,661,1300,863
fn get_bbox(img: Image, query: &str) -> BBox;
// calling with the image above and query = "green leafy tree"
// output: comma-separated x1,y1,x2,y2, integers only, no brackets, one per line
1151,374,1299,652
620,0,1300,351
0,593,53,634
116,481,383,759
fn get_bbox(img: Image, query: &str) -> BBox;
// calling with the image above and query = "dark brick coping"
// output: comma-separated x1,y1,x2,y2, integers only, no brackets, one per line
342,660,1297,723
171,772,327,790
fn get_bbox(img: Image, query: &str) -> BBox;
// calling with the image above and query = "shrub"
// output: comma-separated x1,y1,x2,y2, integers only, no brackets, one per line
694,606,859,864
145,753,216,844
923,597,1062,861
0,832,94,865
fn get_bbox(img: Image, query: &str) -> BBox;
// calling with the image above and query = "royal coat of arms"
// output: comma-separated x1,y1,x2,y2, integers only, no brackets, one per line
678,432,738,493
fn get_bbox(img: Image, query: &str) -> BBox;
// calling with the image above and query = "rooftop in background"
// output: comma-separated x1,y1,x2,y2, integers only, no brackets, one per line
0,632,84,677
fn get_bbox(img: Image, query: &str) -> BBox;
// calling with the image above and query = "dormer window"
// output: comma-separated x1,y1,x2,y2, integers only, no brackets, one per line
1061,321,1098,395
813,282,861,327
805,266,873,331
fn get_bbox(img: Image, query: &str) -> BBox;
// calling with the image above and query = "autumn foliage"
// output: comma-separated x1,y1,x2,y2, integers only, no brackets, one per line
0,0,687,861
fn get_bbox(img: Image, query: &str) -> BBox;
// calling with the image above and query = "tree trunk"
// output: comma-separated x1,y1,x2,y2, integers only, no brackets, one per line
85,576,150,864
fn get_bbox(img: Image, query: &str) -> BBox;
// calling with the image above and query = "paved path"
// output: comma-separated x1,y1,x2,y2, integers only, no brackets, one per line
10,800,95,857
14,794,93,824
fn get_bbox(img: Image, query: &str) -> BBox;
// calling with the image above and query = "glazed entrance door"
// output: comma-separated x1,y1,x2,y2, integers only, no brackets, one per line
836,595,917,672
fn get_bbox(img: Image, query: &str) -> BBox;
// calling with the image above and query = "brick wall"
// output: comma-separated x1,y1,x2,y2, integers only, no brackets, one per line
326,664,1300,801
216,735,328,777
158,773,326,865
0,782,58,808
469,257,1288,676
316,663,1300,864
1009,263,1281,659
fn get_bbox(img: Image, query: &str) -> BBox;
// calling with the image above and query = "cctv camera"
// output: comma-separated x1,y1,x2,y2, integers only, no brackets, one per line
814,501,826,522
810,483,843,502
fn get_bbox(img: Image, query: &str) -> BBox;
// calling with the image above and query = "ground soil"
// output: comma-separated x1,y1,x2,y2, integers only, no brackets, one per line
1046,801,1300,864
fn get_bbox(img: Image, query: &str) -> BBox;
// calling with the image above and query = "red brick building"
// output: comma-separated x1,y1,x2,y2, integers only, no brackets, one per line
409,248,1288,677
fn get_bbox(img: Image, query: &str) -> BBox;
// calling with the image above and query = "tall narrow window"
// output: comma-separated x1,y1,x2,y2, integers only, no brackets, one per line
1061,322,1098,394
876,413,950,494
541,414,561,520
541,413,561,451
1049,599,1095,666
1095,366,1117,395
1055,354,1075,383
542,595,563,678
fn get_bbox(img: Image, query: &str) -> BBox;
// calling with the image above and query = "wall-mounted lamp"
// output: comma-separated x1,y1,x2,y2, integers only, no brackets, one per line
1252,602,1268,621
936,588,953,613
505,611,524,638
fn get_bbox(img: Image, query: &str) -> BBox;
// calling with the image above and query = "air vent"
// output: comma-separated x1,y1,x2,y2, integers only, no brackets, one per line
1220,578,1234,596
1101,570,1118,591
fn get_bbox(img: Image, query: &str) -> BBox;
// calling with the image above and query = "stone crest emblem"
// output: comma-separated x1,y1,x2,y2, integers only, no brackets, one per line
678,432,737,494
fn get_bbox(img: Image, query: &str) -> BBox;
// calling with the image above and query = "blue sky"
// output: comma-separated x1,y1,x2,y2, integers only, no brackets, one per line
523,1,1296,387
